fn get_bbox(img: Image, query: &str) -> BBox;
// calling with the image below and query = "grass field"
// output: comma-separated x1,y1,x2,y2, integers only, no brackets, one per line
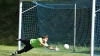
0,45,90,56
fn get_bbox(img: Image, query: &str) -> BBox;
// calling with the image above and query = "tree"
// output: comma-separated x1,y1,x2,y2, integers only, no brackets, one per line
0,0,19,45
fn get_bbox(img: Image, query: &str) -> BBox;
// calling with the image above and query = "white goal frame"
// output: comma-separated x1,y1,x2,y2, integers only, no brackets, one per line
18,1,22,50
19,0,77,52
91,0,100,56
91,0,96,56
19,0,100,56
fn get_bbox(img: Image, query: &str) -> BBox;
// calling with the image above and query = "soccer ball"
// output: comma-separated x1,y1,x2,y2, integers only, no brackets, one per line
64,44,69,49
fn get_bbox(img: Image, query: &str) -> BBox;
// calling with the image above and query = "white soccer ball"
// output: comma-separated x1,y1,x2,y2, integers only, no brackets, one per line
64,44,69,49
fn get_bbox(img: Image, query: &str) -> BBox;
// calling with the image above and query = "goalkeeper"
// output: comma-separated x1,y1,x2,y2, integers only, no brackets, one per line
12,35,57,56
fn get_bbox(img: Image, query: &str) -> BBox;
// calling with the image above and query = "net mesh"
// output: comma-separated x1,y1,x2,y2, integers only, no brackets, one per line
21,1,92,46
21,2,39,39
94,0,100,55
36,2,74,44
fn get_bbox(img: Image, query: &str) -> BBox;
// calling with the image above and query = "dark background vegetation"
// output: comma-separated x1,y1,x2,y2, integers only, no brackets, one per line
0,0,19,45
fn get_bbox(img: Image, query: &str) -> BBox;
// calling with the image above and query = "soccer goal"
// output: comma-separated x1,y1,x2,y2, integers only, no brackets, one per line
19,0,92,53
19,0,76,50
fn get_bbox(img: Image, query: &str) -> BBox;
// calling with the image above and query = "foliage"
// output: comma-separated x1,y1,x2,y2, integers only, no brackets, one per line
0,0,19,45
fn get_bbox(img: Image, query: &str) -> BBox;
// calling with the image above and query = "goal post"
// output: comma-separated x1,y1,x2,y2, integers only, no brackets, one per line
74,3,76,52
18,1,23,50
91,0,96,56
92,0,100,56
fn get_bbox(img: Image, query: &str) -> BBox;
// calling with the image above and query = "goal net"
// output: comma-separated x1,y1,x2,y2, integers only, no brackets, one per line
19,0,92,52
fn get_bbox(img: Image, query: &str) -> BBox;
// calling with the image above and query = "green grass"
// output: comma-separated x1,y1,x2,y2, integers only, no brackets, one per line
0,45,90,56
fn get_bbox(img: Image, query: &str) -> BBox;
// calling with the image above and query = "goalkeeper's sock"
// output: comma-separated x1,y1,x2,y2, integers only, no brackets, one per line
12,51,18,56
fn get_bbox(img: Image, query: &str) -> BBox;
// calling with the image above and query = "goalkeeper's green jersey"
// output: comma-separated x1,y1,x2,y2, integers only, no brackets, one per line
30,38,48,48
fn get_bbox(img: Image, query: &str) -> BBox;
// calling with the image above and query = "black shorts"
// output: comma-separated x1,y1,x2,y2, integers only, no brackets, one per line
17,39,33,54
